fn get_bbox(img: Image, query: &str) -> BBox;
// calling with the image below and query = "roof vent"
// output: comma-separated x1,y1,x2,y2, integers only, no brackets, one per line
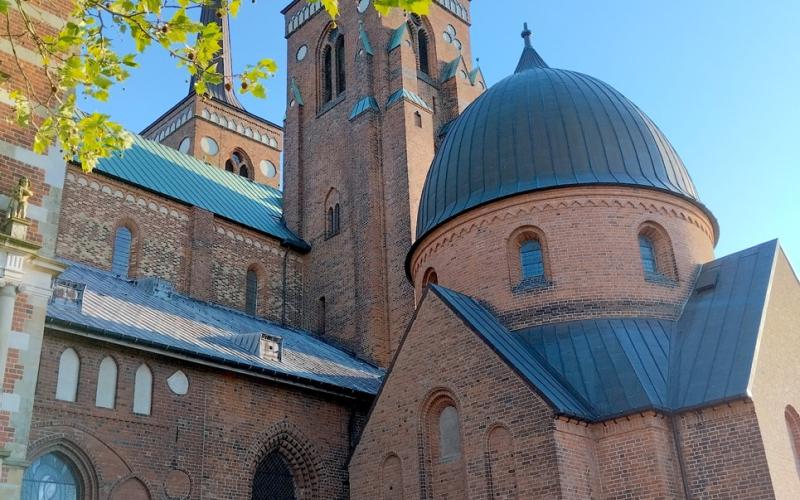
232,332,282,362
135,277,174,299
695,268,719,293
50,279,85,307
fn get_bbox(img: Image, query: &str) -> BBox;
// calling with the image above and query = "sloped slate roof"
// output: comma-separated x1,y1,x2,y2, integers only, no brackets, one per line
47,264,383,396
94,134,307,250
432,240,779,421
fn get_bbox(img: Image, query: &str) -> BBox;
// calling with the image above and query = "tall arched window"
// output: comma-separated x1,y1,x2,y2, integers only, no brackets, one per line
408,15,432,76
638,222,677,281
325,189,341,238
520,239,544,280
335,35,346,95
22,452,81,500
252,452,296,500
439,405,462,462
418,29,430,75
133,364,152,416
786,406,800,478
56,348,80,402
322,45,333,104
112,226,133,277
245,268,259,316
95,356,117,409
639,235,657,274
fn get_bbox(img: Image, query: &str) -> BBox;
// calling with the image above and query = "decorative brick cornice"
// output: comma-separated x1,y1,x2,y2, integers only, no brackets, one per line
411,188,715,278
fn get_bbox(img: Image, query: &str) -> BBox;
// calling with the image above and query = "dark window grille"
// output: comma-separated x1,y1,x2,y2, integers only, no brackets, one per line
520,239,544,279
252,452,296,500
639,235,658,274
112,227,132,277
245,269,259,315
333,203,341,234
22,452,80,500
335,36,346,95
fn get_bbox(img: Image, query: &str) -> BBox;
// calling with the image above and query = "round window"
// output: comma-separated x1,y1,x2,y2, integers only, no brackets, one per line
446,24,457,37
260,160,277,178
454,38,463,51
178,137,191,154
296,44,308,62
443,31,453,44
200,137,218,156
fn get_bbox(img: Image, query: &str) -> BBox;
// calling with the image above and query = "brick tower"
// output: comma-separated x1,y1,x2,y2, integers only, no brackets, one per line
281,0,485,365
140,0,284,188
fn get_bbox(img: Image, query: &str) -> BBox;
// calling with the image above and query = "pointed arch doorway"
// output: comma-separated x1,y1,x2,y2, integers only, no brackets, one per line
252,451,296,500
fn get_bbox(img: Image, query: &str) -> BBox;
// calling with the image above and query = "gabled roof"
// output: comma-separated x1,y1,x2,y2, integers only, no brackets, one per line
47,264,383,397
349,96,380,120
93,134,308,250
386,89,432,112
430,240,780,422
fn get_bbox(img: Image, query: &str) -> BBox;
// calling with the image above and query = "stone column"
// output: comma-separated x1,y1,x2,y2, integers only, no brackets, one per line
0,283,17,392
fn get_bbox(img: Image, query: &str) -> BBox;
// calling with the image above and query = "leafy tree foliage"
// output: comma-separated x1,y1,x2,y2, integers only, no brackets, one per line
0,0,431,171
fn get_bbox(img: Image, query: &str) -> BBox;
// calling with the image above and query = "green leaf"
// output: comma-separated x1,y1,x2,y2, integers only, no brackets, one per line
0,0,9,13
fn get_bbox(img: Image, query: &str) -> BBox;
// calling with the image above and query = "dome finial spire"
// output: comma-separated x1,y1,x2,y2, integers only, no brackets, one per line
515,22,548,73
522,22,533,48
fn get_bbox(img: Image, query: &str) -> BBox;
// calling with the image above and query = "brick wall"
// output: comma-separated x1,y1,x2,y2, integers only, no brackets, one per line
349,292,563,499
410,186,716,331
30,330,370,499
281,1,484,366
678,401,775,499
56,167,305,326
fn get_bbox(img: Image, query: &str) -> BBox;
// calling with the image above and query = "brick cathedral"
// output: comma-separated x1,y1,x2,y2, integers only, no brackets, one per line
1,1,799,499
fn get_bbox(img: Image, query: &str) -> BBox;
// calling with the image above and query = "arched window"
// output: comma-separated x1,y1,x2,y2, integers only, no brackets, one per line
520,239,544,280
245,268,259,316
382,454,404,500
408,15,432,76
320,28,345,107
639,235,658,275
322,45,333,103
55,348,80,402
95,356,117,409
786,406,800,477
22,452,81,500
325,189,341,238
226,151,251,179
112,226,133,277
439,405,462,462
423,268,438,288
133,364,152,416
418,29,430,75
335,35,346,95
638,222,677,281
252,451,296,500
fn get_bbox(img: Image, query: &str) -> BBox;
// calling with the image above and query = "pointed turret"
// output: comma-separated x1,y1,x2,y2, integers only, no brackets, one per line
189,0,244,109
515,23,549,73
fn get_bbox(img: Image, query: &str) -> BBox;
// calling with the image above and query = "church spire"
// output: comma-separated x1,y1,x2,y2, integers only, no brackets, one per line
515,22,549,73
189,0,244,109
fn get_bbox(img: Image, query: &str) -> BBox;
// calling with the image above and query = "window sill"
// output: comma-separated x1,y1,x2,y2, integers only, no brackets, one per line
645,272,677,287
317,93,346,118
512,277,553,294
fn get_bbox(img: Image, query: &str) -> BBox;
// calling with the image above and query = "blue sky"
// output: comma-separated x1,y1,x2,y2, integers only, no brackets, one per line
95,0,800,266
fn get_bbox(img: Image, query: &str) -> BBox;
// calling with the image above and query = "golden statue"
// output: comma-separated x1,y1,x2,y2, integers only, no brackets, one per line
5,176,33,221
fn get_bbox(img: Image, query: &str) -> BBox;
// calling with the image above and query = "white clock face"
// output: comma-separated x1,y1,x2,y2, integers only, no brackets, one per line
357,0,370,14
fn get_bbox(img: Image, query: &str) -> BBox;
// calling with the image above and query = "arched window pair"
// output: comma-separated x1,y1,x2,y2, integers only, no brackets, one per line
321,29,346,105
638,222,677,282
407,15,431,75
226,150,251,179
325,189,341,238
56,349,152,415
